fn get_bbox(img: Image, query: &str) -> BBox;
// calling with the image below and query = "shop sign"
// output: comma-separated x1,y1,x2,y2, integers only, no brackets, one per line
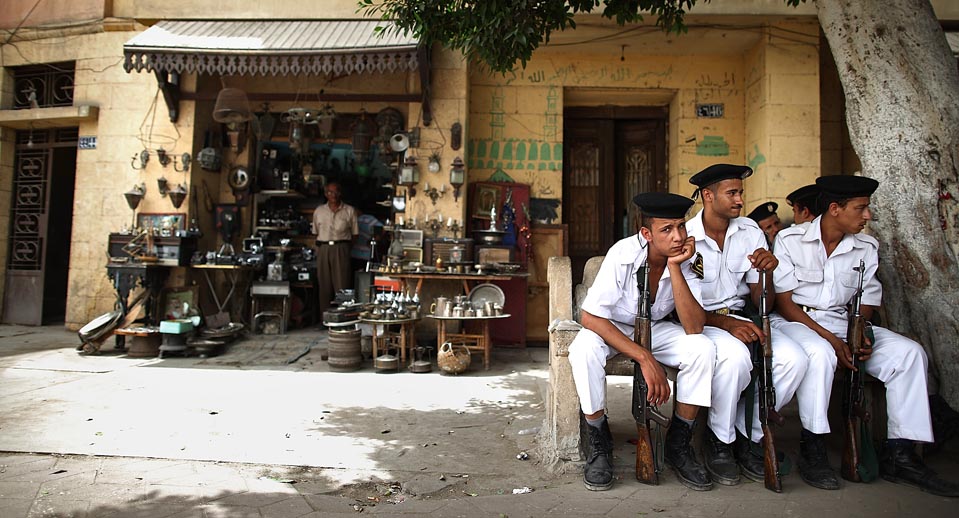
78,136,97,149
696,104,724,118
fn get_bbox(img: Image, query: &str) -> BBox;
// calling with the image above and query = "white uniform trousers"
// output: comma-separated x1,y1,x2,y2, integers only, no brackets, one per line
568,320,728,436
773,310,933,442
725,324,810,441
768,317,838,434
699,327,753,443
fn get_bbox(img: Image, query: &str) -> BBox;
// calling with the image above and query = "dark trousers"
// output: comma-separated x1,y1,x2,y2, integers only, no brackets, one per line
317,242,353,319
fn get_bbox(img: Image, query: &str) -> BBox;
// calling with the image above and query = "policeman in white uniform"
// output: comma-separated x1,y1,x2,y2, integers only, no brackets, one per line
772,175,958,497
785,184,820,227
686,164,806,486
569,193,714,491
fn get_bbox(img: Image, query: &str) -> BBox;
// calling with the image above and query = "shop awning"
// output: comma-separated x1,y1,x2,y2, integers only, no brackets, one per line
123,20,421,76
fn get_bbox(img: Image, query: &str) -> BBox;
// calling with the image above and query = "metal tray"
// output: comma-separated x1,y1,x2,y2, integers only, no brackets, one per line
468,283,505,309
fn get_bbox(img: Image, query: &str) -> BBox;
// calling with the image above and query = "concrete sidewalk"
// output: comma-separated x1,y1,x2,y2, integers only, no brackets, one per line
0,325,957,517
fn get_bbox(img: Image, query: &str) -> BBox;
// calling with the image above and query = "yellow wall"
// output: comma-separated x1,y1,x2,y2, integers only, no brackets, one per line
0,26,197,328
469,19,821,221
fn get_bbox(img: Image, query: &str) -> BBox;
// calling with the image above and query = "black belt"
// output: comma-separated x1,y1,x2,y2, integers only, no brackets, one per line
801,305,823,313
316,240,351,246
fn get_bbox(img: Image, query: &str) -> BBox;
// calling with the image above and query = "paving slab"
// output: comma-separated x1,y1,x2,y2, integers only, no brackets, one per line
0,325,957,517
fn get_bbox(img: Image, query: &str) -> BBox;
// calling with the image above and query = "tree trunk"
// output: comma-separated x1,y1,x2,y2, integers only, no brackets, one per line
816,0,959,408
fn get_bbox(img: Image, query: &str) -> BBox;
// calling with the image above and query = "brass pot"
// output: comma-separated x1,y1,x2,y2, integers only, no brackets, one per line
374,353,399,372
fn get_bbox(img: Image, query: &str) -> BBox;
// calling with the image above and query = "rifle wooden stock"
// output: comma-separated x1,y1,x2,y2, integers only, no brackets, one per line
632,264,667,485
841,260,869,482
758,270,782,492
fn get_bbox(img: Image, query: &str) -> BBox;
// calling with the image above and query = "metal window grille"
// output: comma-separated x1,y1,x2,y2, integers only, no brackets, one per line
12,62,75,109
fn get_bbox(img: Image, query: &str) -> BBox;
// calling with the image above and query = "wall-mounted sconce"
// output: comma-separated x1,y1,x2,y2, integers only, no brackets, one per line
449,156,465,202
123,183,146,230
423,181,446,206
157,176,169,197
131,149,150,170
168,184,187,209
174,152,191,172
398,155,420,197
156,148,171,167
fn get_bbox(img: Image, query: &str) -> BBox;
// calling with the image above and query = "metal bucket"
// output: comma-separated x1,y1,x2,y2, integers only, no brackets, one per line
328,328,362,372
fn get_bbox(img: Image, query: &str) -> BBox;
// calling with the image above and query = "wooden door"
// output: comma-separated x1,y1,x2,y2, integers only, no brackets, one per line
563,108,666,285
2,128,77,325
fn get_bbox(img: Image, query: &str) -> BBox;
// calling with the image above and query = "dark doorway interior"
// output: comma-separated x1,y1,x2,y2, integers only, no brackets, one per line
42,145,77,323
563,107,667,285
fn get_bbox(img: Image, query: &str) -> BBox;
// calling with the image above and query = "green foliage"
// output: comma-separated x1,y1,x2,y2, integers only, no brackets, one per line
358,0,703,73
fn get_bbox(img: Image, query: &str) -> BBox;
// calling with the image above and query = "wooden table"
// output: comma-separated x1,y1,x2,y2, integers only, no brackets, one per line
360,316,421,366
428,314,511,370
388,272,529,348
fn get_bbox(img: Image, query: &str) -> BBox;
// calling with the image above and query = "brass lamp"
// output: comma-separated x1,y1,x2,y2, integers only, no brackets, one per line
449,156,466,202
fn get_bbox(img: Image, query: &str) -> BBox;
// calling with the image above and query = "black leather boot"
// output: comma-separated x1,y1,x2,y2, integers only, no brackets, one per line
798,429,840,490
665,417,713,491
583,418,614,491
704,427,740,485
880,440,959,497
734,431,765,482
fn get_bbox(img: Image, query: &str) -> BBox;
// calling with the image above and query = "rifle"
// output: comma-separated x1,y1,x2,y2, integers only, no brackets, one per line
632,262,670,485
841,259,876,482
757,270,784,492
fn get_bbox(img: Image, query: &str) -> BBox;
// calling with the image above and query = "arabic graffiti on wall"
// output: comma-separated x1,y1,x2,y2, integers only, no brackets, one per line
469,85,562,174
696,136,730,157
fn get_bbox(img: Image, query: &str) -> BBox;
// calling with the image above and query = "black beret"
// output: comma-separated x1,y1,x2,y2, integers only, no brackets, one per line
786,184,820,207
689,164,753,189
816,175,878,198
632,192,695,219
747,202,779,222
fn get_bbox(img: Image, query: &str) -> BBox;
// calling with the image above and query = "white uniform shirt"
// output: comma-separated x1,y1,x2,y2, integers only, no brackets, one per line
772,216,882,313
685,210,766,312
581,234,703,327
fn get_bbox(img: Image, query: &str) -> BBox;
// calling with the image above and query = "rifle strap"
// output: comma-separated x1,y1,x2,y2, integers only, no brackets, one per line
744,369,758,442
858,420,879,482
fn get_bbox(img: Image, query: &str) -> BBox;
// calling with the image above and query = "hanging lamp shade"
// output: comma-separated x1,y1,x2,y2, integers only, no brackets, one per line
124,184,145,210
212,88,252,124
168,184,188,209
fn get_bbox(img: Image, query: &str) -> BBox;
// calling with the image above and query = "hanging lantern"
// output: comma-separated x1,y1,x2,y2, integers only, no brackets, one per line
399,155,420,197
449,156,466,202
351,111,373,164
168,184,188,209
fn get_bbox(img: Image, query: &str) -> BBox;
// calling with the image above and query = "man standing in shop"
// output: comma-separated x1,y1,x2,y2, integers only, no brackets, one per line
313,181,359,322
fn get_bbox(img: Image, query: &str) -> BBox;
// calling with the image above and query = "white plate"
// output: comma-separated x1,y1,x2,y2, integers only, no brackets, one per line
468,283,505,309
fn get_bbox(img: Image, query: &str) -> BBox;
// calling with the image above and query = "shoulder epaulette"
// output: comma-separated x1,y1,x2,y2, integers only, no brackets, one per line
692,253,704,279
